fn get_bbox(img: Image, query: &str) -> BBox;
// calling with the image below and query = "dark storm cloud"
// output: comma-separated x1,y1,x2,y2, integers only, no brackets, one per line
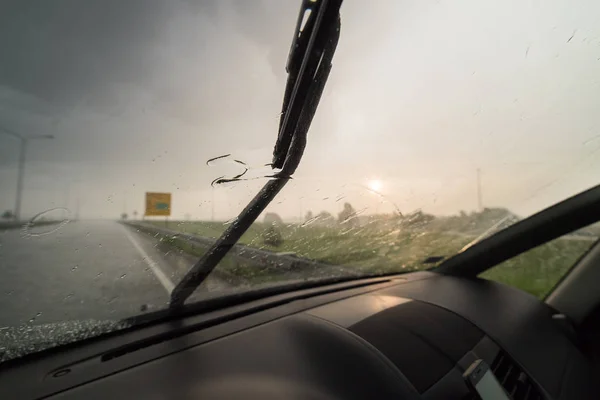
0,0,296,111
178,0,296,79
0,0,179,109
2,0,597,221
228,1,297,80
0,0,297,167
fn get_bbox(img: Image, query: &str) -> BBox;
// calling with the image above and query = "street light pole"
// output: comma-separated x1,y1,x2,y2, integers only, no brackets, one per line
477,168,483,212
14,137,27,222
211,187,215,222
0,126,54,221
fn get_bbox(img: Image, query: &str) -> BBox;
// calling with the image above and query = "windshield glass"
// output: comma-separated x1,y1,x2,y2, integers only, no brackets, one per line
2,0,600,363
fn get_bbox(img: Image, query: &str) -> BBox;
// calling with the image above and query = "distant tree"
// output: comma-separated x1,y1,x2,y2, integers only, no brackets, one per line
264,212,283,226
318,211,334,219
2,210,14,220
315,211,336,227
133,210,138,219
121,213,128,220
402,210,435,229
459,210,467,218
338,202,358,227
305,210,314,221
263,225,283,247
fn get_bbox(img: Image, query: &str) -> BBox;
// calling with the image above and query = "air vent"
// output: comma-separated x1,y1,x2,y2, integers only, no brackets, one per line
491,351,544,400
462,351,545,400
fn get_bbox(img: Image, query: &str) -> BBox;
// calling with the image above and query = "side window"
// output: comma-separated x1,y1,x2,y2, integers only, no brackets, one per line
480,228,599,299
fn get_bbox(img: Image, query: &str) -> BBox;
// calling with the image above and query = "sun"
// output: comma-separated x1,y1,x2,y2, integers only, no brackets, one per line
368,179,383,192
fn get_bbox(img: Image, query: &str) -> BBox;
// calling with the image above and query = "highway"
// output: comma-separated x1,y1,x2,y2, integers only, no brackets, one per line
0,220,226,328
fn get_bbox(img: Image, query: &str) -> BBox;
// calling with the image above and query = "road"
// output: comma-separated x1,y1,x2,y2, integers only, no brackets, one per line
0,220,227,328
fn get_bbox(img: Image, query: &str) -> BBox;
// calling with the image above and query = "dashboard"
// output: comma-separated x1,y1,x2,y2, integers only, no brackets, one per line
1,271,597,399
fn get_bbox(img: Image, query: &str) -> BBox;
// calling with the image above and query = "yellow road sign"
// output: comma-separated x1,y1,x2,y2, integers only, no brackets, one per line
145,192,171,216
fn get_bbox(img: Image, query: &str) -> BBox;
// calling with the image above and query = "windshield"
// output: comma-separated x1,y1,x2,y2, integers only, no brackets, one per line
2,0,600,363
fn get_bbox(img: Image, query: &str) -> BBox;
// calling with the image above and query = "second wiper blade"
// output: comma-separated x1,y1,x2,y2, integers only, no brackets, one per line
169,0,342,308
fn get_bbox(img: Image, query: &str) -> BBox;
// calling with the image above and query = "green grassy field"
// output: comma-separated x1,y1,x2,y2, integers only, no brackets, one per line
480,238,594,298
150,220,473,272
146,220,596,299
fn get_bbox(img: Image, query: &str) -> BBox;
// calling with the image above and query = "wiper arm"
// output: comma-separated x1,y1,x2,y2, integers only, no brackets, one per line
170,0,342,308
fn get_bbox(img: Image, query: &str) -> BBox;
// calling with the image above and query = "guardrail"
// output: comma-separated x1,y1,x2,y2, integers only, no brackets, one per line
123,221,360,278
0,222,23,230
0,220,67,231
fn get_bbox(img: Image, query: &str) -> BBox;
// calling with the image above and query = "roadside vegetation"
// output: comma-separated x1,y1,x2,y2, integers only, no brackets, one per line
142,207,599,299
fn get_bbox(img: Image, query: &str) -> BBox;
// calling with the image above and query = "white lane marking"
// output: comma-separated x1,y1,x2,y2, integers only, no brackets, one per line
122,226,174,294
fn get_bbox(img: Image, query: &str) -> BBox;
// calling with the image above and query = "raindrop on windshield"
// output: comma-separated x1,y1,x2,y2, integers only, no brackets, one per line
224,217,237,225
301,215,321,227
339,207,367,225
28,312,42,324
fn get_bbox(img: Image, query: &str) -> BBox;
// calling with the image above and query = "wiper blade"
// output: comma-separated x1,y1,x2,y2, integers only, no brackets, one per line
272,0,339,169
169,0,342,308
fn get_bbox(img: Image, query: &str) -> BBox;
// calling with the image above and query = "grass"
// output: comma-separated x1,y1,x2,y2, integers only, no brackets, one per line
480,237,594,298
149,220,473,273
145,220,597,299
134,224,291,285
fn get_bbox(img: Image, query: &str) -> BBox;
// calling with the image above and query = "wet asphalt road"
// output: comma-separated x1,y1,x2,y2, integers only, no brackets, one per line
0,220,225,328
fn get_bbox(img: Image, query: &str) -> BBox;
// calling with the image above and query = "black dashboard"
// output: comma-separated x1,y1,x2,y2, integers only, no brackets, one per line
1,271,596,399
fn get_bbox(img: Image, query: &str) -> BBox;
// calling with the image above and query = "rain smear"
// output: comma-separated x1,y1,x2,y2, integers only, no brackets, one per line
207,154,280,187
21,208,71,237
301,215,323,227
339,208,368,225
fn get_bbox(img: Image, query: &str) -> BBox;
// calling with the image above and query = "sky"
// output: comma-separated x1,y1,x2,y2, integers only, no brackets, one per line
1,0,600,222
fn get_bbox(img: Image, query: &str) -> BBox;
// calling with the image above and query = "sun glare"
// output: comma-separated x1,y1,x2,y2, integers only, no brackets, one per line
368,179,383,192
